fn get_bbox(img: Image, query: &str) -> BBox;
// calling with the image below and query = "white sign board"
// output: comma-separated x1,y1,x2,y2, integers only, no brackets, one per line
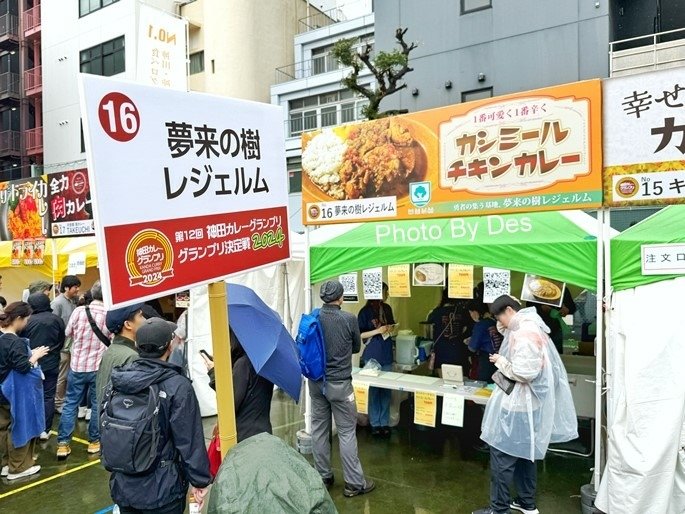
137,3,188,91
441,394,465,427
79,75,289,307
68,252,86,276
604,68,685,206
641,243,685,275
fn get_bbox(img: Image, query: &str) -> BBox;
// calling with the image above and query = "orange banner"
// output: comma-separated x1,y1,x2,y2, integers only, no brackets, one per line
302,80,603,225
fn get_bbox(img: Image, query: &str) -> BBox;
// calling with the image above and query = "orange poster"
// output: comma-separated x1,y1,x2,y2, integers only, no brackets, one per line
301,80,603,225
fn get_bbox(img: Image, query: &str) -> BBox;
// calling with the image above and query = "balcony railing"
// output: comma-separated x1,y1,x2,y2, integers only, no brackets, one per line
25,66,42,95
298,7,346,34
0,72,20,99
0,131,20,155
0,14,19,40
275,43,373,84
276,55,342,84
24,5,41,35
610,28,685,77
26,127,43,155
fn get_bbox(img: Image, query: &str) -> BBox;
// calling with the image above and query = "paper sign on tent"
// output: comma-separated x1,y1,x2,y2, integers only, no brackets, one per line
448,264,474,299
362,267,383,300
483,267,511,303
68,252,87,275
388,264,411,297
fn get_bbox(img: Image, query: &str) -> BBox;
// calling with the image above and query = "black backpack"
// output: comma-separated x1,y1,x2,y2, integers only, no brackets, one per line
100,383,162,474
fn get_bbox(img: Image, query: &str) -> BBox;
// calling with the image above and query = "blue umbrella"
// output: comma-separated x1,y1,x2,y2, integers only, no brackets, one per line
226,283,301,401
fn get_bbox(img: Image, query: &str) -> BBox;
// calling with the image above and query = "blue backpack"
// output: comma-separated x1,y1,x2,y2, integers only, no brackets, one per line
296,309,327,381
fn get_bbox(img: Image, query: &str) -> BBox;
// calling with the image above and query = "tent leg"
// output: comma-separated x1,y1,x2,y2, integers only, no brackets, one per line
593,208,607,490
304,226,313,436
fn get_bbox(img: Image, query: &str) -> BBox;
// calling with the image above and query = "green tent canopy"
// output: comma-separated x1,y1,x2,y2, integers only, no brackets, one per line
611,206,685,292
309,210,602,291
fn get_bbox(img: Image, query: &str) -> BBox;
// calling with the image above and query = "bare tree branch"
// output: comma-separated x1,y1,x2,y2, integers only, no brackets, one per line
332,27,417,119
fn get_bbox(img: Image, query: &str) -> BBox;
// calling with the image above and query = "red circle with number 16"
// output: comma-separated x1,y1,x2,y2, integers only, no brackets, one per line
98,92,140,142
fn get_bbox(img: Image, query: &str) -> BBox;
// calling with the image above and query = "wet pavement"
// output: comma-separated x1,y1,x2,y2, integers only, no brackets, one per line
0,390,591,513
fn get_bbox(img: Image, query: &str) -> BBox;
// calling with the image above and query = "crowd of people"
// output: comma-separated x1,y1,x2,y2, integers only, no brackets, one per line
309,279,578,514
0,273,579,514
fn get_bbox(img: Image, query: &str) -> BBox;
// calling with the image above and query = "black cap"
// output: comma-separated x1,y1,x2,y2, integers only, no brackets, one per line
136,317,178,354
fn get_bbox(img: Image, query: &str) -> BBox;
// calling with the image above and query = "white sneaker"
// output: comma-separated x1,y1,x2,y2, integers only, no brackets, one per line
85,409,92,421
1,465,8,477
510,500,540,514
39,431,50,441
7,465,40,480
78,406,87,419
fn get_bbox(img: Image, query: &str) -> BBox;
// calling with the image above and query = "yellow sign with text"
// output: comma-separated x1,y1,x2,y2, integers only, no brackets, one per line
353,384,369,415
302,80,603,225
414,391,437,428
448,264,474,299
388,264,411,297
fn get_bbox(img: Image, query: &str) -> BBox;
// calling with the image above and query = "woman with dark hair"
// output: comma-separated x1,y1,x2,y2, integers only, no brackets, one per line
358,283,395,437
0,302,49,480
204,329,273,442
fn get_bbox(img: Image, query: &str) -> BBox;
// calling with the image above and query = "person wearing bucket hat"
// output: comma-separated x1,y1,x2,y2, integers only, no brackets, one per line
28,280,53,296
104,317,211,512
95,304,145,411
309,280,375,498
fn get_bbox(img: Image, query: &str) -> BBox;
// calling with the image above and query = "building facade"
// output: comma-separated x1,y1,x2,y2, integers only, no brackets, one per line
270,9,375,232
42,0,311,170
0,0,43,180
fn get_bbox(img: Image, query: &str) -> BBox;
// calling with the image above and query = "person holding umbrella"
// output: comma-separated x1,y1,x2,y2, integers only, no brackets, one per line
203,328,274,442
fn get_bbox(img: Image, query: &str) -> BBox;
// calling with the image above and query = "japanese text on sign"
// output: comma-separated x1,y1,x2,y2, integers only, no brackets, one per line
440,97,590,195
641,243,685,275
163,122,269,199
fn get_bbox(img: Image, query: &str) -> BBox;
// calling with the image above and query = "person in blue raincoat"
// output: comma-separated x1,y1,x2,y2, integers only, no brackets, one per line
358,283,395,437
0,302,49,480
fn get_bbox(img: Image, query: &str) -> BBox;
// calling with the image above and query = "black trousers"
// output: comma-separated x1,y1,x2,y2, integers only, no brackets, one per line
489,446,537,513
43,367,59,432
118,498,185,514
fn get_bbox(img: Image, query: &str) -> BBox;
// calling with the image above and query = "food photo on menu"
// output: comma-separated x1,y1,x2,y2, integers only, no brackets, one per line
521,274,566,308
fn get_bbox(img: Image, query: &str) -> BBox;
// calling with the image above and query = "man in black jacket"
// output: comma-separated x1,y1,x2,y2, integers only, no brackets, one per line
106,318,211,513
21,293,65,440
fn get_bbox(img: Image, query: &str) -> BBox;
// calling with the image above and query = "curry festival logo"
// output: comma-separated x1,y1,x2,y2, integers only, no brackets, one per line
126,229,175,287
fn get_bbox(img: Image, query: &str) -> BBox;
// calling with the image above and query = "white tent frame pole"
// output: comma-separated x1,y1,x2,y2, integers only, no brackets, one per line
593,208,607,490
304,225,313,435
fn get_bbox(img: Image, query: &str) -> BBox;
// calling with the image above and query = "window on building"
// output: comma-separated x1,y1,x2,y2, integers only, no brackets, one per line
461,87,493,103
287,87,370,137
189,51,204,74
461,0,491,15
80,0,119,17
80,36,125,77
80,119,85,153
287,157,302,193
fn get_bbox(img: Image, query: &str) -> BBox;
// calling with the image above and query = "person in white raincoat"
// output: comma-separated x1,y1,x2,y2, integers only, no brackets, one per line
473,295,577,514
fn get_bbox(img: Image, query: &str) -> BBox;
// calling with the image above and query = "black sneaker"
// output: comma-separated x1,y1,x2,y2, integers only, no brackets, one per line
343,479,376,497
381,426,391,438
371,427,382,437
322,475,334,489
510,499,539,514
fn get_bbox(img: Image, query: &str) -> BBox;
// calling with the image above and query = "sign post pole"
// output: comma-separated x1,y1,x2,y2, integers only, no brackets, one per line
208,281,237,457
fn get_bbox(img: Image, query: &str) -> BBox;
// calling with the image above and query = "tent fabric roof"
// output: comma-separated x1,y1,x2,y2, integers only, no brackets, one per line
310,210,602,291
611,206,685,292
